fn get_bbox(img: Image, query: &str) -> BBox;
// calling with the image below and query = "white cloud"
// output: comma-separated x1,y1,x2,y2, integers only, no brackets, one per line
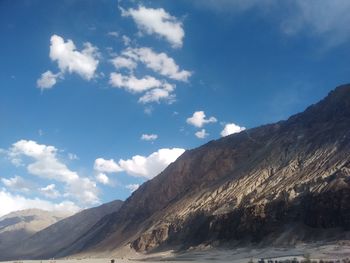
111,56,137,71
126,184,140,192
109,73,162,93
94,158,122,173
220,123,246,137
195,129,209,139
37,71,61,90
138,85,175,104
65,178,99,205
122,35,131,46
49,34,99,80
141,134,158,141
40,184,60,199
118,148,185,179
123,47,191,81
109,73,176,103
0,189,80,217
122,6,184,48
1,176,32,193
95,173,110,185
186,111,217,128
8,140,99,206
107,31,119,37
9,140,79,182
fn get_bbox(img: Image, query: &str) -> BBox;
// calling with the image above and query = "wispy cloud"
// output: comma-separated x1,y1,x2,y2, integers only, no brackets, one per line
194,0,350,48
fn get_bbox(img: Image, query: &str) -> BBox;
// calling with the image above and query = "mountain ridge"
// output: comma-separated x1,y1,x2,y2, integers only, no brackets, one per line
65,84,350,254
2,84,350,259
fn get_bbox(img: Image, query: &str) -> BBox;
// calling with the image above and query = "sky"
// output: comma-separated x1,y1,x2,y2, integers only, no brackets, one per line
1,0,350,216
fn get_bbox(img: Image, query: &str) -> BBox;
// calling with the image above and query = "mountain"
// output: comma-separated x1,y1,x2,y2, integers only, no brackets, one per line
0,209,71,251
62,84,350,255
3,84,350,259
0,200,123,260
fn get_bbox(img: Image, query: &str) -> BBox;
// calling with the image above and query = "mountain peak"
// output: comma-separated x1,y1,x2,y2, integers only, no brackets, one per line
286,84,350,127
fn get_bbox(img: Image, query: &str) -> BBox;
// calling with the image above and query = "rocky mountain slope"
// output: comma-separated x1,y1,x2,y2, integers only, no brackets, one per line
0,209,71,251
3,84,350,259
0,200,123,259
66,84,350,255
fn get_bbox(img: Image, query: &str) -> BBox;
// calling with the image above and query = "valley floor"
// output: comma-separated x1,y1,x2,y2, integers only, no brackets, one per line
2,243,350,263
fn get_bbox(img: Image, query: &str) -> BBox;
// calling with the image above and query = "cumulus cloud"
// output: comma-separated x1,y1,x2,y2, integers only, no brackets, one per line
37,71,61,90
1,176,33,193
109,73,176,103
37,35,99,90
122,47,191,81
138,84,175,104
49,34,99,80
9,140,79,182
118,148,185,179
65,178,99,205
122,6,184,48
186,111,217,128
220,123,246,137
141,134,158,141
8,140,99,206
109,73,162,93
111,56,137,71
95,173,110,185
126,184,140,192
195,129,209,139
94,158,122,173
0,189,80,217
40,184,60,199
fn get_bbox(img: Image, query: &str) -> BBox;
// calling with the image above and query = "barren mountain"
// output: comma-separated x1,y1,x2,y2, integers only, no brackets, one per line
0,209,71,251
0,200,123,260
63,84,350,255
3,84,350,259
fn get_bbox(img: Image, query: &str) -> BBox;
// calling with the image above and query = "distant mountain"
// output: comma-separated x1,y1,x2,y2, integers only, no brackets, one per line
59,84,350,255
0,200,123,260
0,209,71,251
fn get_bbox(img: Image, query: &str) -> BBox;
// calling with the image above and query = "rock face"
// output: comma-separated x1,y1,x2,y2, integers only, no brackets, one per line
0,209,71,252
0,200,123,260
71,84,350,254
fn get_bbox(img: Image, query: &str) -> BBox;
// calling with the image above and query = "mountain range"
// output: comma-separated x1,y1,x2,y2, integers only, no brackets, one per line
0,209,71,252
1,84,350,259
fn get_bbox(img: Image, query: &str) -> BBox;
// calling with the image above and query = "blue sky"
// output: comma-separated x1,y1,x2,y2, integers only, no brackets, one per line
1,0,350,216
